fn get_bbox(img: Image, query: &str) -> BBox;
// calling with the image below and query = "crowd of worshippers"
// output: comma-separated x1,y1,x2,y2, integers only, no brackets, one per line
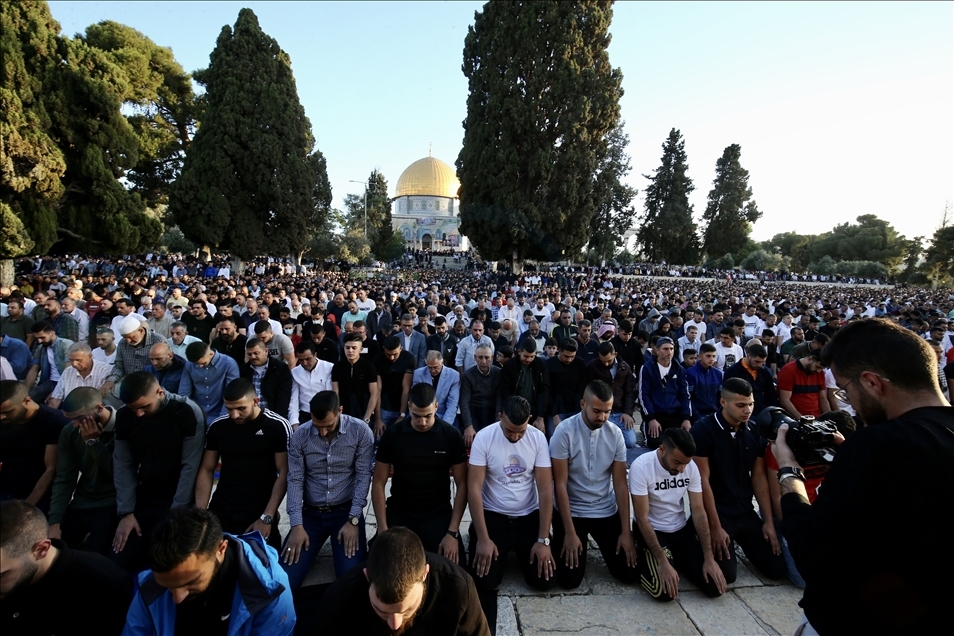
2,259,953,635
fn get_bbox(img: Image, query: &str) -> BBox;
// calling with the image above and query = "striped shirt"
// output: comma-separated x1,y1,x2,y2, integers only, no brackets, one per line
107,330,167,384
50,360,113,401
286,414,374,526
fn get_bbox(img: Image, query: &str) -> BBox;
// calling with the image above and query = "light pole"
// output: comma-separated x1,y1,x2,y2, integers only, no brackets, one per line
349,179,368,238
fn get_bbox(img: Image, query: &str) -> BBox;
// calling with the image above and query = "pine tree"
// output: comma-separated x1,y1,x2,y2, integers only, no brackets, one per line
701,144,761,260
637,128,699,264
586,122,638,264
169,8,326,266
365,170,395,260
457,0,623,270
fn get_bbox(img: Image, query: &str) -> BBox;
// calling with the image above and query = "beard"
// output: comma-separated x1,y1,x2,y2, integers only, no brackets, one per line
853,389,887,426
382,580,426,636
180,557,224,604
1,560,38,601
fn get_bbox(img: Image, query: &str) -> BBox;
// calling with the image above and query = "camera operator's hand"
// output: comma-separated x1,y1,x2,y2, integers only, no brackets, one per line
772,423,800,470
833,430,846,447
711,525,732,561
762,519,781,556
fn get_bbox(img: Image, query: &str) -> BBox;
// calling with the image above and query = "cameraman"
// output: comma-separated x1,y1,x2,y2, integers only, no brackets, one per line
774,319,954,634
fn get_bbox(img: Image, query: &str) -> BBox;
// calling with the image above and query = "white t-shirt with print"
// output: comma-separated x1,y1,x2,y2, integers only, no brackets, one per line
629,450,702,533
469,423,550,517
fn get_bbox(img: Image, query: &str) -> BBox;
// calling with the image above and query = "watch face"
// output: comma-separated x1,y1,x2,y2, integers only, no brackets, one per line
350,516,360,526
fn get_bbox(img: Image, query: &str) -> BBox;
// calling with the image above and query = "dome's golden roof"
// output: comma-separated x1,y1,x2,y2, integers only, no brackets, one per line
394,156,460,198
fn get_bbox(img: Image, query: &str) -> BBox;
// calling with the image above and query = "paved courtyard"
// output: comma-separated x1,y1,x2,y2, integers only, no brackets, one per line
279,473,804,636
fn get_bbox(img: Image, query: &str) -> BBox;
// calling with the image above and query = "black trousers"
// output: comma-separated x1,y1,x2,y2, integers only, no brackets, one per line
467,510,555,634
633,519,723,601
109,505,165,574
385,505,466,559
61,505,119,557
211,506,282,552
551,510,638,589
643,413,686,450
718,510,787,582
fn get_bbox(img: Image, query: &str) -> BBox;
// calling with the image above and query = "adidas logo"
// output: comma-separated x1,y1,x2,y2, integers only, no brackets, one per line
255,430,264,436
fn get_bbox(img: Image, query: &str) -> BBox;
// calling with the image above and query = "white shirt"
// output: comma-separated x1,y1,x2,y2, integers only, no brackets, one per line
469,423,550,516
93,347,117,367
825,368,855,416
713,342,744,371
629,450,702,533
289,360,334,425
70,307,90,341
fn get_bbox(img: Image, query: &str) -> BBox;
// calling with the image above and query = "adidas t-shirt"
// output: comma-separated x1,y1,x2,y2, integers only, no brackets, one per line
469,423,550,517
628,450,702,533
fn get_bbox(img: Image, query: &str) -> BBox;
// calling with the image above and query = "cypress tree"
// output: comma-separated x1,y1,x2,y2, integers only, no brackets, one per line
701,144,761,260
637,128,699,264
457,0,623,270
169,8,326,267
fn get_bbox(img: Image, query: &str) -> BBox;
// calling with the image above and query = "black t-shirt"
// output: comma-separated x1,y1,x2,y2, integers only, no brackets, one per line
372,351,415,412
115,398,202,509
0,405,68,503
205,410,289,523
312,336,339,364
184,313,216,342
691,411,767,531
0,539,132,636
331,358,378,418
175,541,238,636
375,418,466,519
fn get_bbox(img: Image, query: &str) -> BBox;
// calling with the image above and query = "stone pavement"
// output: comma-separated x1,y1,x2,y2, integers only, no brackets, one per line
278,474,804,636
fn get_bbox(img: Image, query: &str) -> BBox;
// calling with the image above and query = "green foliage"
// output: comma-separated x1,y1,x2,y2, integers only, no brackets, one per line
343,170,394,261
1,0,66,255
807,214,905,270
457,0,623,266
637,128,699,264
760,231,814,271
79,21,198,209
808,255,837,276
705,253,734,270
161,225,196,255
701,144,761,260
587,122,638,264
740,249,785,272
920,225,954,286
169,8,325,260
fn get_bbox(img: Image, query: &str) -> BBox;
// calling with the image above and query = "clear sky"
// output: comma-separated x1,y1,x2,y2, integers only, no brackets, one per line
48,1,952,244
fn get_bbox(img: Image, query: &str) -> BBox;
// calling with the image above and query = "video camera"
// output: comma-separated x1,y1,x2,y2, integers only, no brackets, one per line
757,407,839,466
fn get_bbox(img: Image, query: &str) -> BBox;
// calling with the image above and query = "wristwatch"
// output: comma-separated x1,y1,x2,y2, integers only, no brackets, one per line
446,530,460,539
537,537,551,546
260,513,274,524
85,438,100,447
349,515,360,526
777,466,806,485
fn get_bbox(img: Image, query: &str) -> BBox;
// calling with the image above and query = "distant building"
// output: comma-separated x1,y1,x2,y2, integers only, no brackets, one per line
391,153,468,251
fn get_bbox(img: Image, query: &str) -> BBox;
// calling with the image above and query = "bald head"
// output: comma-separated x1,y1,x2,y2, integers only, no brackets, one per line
148,342,175,370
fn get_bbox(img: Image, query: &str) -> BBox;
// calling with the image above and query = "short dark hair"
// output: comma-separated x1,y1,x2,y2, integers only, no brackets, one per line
223,377,256,402
0,379,28,405
309,323,325,335
559,338,578,352
502,396,531,426
217,315,237,327
254,320,272,335
185,341,209,363
408,382,437,408
619,319,633,333
584,379,614,403
119,372,159,403
383,335,402,351
660,428,696,456
812,333,831,346
343,332,363,343
246,337,266,351
747,344,768,359
366,527,426,605
597,341,615,356
518,338,536,354
434,316,446,327
295,340,316,356
31,320,55,334
821,318,937,392
699,343,717,354
148,507,223,573
309,390,340,419
719,327,735,337
0,500,48,558
62,386,103,414
721,377,753,398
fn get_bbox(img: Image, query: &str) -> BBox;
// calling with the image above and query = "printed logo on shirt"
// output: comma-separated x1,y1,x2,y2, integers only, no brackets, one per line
654,476,691,491
255,430,264,436
503,455,527,477
724,354,736,367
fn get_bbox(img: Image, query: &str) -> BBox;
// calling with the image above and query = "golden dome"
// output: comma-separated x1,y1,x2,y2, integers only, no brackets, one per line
394,156,460,198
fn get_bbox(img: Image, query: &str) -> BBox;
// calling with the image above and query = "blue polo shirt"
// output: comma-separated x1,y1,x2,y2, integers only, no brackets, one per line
691,410,767,532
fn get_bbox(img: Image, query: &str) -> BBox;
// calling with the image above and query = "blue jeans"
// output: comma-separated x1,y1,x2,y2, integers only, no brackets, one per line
775,518,806,588
281,504,366,589
545,413,573,440
610,412,637,449
380,409,401,428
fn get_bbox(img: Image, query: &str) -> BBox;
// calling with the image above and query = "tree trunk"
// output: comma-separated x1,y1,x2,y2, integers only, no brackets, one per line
0,258,14,289
199,245,212,262
511,259,524,275
230,255,245,276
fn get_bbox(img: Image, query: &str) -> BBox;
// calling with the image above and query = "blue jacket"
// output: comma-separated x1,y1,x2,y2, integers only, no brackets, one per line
638,358,691,421
412,364,460,423
686,362,723,420
123,532,295,636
